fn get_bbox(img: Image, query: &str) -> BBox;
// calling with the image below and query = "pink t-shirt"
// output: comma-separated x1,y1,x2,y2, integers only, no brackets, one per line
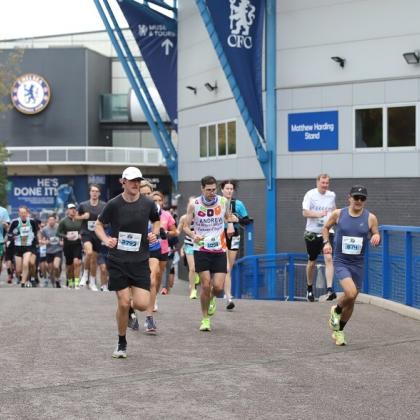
159,210,176,254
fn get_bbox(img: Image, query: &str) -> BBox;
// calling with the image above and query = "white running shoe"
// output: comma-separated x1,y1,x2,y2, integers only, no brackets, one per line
90,283,98,292
79,272,88,287
100,285,109,292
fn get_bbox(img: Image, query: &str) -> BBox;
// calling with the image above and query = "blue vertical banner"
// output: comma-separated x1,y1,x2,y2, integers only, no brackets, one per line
206,0,265,138
118,0,177,128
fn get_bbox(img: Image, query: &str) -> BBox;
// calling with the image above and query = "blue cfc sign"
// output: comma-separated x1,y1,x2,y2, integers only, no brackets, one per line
288,111,338,151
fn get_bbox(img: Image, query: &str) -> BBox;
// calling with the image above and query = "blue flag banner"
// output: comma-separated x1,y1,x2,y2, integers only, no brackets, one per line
206,0,265,138
288,111,339,151
118,0,177,128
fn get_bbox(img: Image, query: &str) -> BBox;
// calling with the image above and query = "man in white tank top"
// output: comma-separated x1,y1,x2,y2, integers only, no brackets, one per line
302,174,336,302
184,176,234,332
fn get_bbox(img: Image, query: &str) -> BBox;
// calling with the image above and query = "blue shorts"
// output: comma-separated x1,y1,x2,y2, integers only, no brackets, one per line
184,244,194,256
334,263,364,290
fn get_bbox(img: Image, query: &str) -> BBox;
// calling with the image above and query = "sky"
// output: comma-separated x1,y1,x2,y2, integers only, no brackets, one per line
0,0,127,40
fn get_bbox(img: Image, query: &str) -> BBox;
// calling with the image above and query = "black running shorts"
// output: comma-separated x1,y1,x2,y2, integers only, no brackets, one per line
63,242,82,266
194,251,227,274
107,258,151,292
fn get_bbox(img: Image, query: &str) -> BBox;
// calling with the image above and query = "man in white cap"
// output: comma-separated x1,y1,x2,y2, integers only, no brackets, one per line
95,167,160,359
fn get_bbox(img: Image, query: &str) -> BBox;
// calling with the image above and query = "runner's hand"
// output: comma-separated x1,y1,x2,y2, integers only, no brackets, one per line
105,236,118,248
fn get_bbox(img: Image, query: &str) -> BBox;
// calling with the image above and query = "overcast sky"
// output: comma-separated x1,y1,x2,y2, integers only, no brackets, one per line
0,0,127,40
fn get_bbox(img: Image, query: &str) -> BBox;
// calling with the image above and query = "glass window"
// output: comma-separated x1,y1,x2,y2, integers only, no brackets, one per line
218,123,227,156
112,130,140,148
208,124,216,157
141,130,158,148
227,121,236,154
388,106,415,147
355,108,383,148
200,126,207,158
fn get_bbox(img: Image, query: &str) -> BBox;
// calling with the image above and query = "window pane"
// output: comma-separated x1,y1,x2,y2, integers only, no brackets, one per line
218,123,227,156
227,121,236,154
355,108,383,148
112,130,140,148
208,125,216,157
140,130,158,148
200,126,207,158
388,106,415,147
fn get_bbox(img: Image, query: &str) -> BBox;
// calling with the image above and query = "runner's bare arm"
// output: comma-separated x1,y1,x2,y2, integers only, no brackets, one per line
94,219,117,248
369,213,381,246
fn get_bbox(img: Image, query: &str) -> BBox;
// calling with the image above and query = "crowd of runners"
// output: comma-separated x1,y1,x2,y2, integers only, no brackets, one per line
0,167,380,356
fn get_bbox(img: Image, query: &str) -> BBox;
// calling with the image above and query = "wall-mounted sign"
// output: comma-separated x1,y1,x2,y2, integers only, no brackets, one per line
288,111,338,151
11,73,51,115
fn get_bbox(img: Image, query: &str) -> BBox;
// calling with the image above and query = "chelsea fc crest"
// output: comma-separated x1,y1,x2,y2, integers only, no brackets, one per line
11,73,51,115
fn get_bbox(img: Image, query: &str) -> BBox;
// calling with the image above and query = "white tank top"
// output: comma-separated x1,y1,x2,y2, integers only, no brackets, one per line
193,195,228,253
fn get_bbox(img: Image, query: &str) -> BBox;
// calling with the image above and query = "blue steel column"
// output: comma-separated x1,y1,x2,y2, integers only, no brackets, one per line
265,0,277,254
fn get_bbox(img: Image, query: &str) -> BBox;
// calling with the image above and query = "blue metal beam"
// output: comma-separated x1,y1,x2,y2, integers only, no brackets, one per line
265,0,277,254
94,0,178,185
195,0,270,180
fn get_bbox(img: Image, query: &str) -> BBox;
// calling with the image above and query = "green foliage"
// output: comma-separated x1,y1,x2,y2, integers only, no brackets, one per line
0,49,23,113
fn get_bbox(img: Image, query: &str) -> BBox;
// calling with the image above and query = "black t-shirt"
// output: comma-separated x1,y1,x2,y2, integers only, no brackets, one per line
98,194,160,262
78,200,106,235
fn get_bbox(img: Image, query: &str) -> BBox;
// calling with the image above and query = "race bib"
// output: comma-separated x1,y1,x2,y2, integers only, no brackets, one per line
20,225,31,237
87,221,96,231
49,236,59,245
230,235,240,250
117,231,141,252
66,231,79,241
342,236,363,255
203,236,222,251
40,245,47,258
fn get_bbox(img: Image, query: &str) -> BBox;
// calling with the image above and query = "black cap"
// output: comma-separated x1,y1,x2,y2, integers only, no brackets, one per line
350,185,368,197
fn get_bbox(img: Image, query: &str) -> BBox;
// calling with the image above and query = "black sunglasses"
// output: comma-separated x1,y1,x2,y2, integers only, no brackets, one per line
352,195,366,202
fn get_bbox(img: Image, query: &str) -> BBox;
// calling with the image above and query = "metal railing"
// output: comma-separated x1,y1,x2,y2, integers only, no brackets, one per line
232,225,420,309
5,146,166,166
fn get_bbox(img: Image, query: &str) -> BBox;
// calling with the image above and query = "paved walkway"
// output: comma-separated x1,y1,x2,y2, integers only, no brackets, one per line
0,279,420,419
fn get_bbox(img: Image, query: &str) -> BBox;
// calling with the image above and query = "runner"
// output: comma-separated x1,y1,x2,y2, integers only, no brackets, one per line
8,206,39,287
177,199,199,299
77,184,106,291
57,204,82,289
41,214,63,288
302,174,337,302
0,204,11,279
323,185,380,346
95,167,160,358
220,180,251,310
183,175,234,331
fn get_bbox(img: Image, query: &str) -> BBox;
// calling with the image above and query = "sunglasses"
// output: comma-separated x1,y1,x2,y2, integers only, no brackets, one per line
352,195,366,202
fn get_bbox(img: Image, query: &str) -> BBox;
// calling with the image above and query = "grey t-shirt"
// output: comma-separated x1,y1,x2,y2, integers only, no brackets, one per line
41,224,63,254
78,200,106,235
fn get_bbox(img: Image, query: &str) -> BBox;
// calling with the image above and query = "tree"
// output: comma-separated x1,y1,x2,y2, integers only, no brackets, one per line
0,49,23,205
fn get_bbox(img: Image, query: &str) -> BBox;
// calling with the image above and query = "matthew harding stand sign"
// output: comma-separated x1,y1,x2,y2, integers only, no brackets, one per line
288,111,338,151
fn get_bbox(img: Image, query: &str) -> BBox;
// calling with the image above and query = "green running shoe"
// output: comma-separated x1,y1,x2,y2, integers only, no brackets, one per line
199,317,211,331
207,296,217,316
195,274,200,285
332,330,347,346
329,305,341,331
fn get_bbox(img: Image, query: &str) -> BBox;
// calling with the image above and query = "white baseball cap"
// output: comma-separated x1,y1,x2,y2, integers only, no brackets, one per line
122,167,143,180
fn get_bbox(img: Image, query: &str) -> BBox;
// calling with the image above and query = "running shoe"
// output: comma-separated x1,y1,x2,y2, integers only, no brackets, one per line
195,274,200,285
112,343,127,359
332,330,347,346
161,287,168,295
55,281,61,288
144,316,157,333
207,297,217,317
329,305,341,331
90,283,98,292
319,290,337,302
100,285,109,292
79,272,88,287
306,290,315,302
189,289,198,299
128,311,139,331
226,299,235,310
199,317,211,331
24,281,32,288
